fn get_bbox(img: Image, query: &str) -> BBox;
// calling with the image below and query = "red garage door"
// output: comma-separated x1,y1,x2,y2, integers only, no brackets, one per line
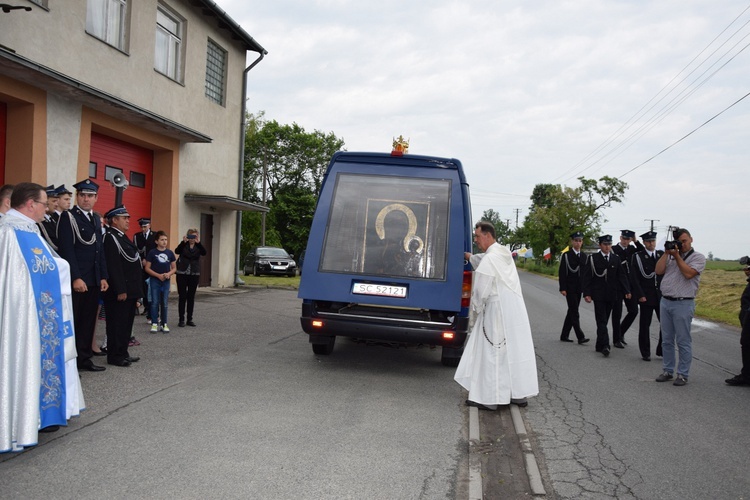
0,102,6,185
89,133,153,240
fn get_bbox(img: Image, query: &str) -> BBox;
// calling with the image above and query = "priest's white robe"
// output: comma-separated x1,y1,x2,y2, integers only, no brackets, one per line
454,242,539,405
0,210,85,453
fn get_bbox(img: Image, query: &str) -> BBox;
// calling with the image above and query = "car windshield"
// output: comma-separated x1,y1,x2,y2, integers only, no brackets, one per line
257,248,290,258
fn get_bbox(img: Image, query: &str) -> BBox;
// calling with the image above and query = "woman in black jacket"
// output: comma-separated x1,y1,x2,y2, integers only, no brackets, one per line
175,228,206,327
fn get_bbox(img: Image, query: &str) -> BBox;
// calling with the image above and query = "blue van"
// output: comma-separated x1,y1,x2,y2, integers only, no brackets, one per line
298,150,473,366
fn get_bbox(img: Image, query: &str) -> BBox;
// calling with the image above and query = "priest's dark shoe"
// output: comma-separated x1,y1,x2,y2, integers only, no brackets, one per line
578,338,590,344
601,347,610,357
108,359,132,367
642,356,651,361
621,339,628,346
126,356,140,363
466,400,497,411
78,362,105,372
613,342,625,349
39,425,60,433
560,338,574,343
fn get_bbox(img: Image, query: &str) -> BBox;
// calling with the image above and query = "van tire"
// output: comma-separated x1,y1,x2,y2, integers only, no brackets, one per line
441,346,463,367
312,336,336,355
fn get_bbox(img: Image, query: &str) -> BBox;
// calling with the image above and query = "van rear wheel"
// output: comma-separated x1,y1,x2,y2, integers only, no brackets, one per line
441,346,463,367
311,336,336,355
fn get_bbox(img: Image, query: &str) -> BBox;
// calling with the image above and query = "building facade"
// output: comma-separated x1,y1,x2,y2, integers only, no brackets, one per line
0,0,267,286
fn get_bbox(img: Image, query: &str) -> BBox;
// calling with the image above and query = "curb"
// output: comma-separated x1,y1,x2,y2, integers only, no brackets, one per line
468,404,546,498
510,405,546,496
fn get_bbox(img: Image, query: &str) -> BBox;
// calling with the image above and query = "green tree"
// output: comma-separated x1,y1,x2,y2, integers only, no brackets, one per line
242,112,345,256
522,176,628,262
477,209,511,245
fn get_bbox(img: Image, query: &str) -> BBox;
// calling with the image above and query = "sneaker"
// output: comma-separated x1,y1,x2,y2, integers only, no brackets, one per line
725,374,750,386
162,324,170,333
150,323,158,333
655,372,673,382
673,375,688,386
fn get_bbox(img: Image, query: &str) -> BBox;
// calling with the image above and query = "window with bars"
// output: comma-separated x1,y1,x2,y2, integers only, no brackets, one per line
205,39,227,105
155,5,183,81
86,0,128,50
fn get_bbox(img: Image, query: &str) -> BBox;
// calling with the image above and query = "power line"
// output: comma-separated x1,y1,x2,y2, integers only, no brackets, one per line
618,90,750,178
553,4,750,184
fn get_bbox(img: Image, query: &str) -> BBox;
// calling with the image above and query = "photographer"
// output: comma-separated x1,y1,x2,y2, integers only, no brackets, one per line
726,257,750,386
654,228,706,386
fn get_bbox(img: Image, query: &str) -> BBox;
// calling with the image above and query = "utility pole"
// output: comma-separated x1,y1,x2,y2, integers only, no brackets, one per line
513,208,522,228
644,219,660,232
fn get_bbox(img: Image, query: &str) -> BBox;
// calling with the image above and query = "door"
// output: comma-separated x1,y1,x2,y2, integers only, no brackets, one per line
199,213,213,287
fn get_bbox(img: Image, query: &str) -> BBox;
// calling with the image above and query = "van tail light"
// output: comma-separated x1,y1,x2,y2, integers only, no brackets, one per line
443,332,455,340
312,320,324,328
461,271,472,308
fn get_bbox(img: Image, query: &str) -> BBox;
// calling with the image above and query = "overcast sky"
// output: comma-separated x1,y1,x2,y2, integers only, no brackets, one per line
215,0,749,259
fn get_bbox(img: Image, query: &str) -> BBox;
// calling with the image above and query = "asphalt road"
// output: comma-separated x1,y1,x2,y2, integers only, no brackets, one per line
0,287,472,499
521,271,749,499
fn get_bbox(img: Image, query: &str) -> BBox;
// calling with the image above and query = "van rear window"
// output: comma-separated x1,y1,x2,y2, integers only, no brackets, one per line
320,173,451,280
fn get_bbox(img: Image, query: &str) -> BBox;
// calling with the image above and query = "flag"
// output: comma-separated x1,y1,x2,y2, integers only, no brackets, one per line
543,247,551,260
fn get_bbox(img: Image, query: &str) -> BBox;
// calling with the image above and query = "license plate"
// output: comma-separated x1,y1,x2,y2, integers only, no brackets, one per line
352,283,407,298
272,265,286,270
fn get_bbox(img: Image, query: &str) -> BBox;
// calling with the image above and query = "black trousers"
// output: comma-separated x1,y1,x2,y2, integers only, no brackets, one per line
140,270,150,314
73,287,100,366
103,297,137,363
593,299,619,351
741,319,750,378
561,292,585,340
177,274,200,322
620,294,639,338
637,302,663,358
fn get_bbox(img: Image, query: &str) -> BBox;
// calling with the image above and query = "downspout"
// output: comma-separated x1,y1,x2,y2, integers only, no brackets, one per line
235,51,265,286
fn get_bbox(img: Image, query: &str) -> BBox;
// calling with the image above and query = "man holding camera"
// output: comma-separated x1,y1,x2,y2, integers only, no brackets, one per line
726,258,750,386
654,228,706,386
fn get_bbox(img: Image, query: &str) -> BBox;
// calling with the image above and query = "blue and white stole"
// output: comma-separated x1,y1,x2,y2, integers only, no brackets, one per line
14,228,69,428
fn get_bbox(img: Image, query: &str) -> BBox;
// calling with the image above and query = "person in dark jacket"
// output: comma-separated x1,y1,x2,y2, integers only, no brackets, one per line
102,206,143,367
57,179,109,372
726,263,750,386
629,231,664,361
558,231,589,344
133,217,157,319
175,228,207,327
612,229,643,345
582,234,631,357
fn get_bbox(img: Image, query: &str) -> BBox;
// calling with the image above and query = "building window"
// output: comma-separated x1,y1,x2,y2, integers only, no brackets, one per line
105,165,122,183
89,162,98,179
130,171,146,188
86,0,128,50
205,39,226,105
155,5,183,82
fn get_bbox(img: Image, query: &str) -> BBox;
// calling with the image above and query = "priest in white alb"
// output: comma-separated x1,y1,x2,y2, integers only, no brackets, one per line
1,182,85,453
455,221,539,410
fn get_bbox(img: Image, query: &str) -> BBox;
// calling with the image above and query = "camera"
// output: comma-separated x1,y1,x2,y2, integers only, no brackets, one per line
664,226,683,251
187,234,197,240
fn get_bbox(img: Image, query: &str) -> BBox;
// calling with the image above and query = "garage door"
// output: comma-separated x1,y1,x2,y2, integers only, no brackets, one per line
89,133,154,239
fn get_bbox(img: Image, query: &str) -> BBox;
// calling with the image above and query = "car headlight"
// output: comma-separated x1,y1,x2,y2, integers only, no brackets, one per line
258,259,269,265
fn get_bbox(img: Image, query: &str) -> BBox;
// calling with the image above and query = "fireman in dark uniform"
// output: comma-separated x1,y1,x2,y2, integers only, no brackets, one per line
611,229,642,346
57,179,109,372
629,231,664,361
102,205,143,367
558,231,589,344
134,217,157,317
37,184,59,250
582,235,631,357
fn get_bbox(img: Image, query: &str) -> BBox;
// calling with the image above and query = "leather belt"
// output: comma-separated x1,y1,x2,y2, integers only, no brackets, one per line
662,296,694,301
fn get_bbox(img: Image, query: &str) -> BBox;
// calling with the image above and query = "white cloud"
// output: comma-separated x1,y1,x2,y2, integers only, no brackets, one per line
218,0,750,258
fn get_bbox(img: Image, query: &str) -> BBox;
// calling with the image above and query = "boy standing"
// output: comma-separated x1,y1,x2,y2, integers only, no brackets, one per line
145,231,176,333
